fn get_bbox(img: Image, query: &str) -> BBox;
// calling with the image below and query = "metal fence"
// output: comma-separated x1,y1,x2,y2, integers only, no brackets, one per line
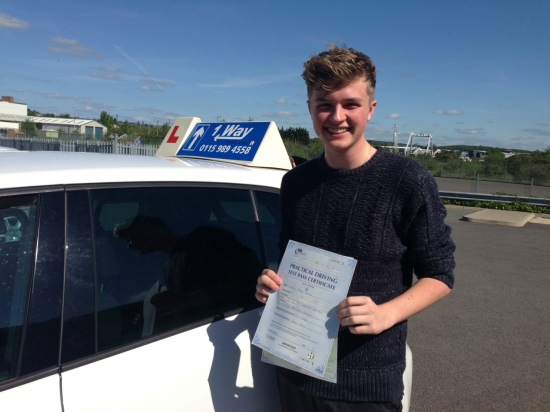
412,155,550,187
0,137,159,156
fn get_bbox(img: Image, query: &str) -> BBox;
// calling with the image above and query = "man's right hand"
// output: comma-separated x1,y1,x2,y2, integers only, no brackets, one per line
255,269,283,304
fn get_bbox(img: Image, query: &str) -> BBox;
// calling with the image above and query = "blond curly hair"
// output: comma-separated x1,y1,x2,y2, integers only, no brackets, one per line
302,45,377,103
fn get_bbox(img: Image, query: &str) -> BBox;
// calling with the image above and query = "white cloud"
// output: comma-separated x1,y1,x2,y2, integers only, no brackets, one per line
142,77,175,87
521,128,550,137
386,113,400,119
91,73,120,81
199,73,298,88
0,13,30,30
264,111,297,118
511,135,533,141
275,99,287,104
436,110,463,115
455,128,486,135
80,100,116,110
98,67,120,72
51,37,78,45
39,92,70,99
11,88,24,92
139,86,163,92
47,37,102,59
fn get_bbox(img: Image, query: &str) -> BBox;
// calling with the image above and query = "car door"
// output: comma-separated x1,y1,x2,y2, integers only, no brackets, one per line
59,185,282,412
0,191,65,412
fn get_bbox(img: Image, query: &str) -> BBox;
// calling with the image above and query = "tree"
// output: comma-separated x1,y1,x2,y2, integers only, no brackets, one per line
279,127,310,145
20,117,36,136
485,149,505,162
99,111,118,135
435,151,459,161
119,120,133,135
159,122,170,138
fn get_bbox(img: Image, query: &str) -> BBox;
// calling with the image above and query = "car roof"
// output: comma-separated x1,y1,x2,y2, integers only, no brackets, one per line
0,151,287,191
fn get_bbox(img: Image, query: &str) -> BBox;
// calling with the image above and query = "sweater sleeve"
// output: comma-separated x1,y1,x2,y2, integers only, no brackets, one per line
400,171,456,288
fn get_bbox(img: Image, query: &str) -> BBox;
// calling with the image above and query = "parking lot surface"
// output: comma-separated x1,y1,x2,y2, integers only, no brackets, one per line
408,206,550,411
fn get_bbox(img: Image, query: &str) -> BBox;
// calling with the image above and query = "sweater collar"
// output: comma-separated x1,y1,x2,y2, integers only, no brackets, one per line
317,147,384,176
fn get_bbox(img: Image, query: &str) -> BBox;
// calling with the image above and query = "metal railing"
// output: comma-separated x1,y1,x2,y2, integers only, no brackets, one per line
0,137,159,156
439,191,550,207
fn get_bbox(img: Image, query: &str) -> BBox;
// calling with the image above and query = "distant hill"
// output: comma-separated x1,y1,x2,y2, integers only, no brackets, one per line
368,141,532,153
438,145,531,154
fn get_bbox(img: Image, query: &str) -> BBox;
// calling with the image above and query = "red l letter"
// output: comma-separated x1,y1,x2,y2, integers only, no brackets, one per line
167,126,180,143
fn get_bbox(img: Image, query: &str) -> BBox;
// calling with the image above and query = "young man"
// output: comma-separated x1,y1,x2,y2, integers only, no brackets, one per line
256,46,455,411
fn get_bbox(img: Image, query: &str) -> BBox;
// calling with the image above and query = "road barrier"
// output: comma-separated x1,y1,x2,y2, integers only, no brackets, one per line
439,191,550,207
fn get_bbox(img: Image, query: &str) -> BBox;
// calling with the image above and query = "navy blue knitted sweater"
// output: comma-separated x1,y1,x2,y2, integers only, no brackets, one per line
276,149,455,402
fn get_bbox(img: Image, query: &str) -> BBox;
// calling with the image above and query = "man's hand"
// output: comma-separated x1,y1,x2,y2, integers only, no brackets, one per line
338,278,452,334
337,296,394,335
255,269,283,304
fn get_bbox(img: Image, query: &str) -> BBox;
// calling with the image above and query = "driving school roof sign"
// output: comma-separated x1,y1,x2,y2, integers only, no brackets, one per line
156,117,291,170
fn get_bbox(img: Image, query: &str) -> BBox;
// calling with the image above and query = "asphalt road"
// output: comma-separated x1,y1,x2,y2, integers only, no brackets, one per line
434,177,550,198
408,205,550,411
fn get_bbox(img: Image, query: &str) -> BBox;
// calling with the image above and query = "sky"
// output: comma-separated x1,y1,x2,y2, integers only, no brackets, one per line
1,0,549,151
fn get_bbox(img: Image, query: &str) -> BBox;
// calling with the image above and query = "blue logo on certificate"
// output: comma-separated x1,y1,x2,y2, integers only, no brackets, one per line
177,122,270,161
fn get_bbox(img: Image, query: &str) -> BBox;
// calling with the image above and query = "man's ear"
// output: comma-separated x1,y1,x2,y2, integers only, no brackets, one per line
307,101,311,115
367,100,377,121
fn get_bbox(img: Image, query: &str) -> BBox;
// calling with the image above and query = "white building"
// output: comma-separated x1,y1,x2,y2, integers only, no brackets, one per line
0,96,107,139
0,96,27,116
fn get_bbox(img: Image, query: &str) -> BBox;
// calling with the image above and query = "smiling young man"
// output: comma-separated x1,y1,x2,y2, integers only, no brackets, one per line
256,46,455,412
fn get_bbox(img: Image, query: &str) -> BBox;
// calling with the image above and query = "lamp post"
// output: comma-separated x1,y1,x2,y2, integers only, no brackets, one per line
71,106,76,135
217,116,221,122
148,112,154,137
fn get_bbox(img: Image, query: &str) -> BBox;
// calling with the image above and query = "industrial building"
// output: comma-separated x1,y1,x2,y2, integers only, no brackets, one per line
0,96,107,139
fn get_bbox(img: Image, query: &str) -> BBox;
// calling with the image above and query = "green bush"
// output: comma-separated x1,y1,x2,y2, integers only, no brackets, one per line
442,198,549,214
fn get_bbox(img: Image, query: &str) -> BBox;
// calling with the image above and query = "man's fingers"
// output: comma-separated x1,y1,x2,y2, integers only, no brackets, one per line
338,299,374,319
256,283,272,296
261,268,283,284
255,269,283,304
258,269,282,291
339,296,372,309
255,291,268,304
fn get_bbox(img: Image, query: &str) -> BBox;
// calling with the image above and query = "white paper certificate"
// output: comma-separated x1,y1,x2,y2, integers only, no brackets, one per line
252,240,356,378
261,336,338,383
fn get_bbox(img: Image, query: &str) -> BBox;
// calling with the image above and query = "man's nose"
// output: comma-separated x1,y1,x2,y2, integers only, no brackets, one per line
330,105,345,123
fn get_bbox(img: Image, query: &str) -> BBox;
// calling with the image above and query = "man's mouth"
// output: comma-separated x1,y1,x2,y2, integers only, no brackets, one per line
327,128,348,134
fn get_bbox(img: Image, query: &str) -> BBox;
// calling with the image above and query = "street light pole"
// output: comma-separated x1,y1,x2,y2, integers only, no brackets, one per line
148,112,154,137
71,106,76,134
217,116,221,122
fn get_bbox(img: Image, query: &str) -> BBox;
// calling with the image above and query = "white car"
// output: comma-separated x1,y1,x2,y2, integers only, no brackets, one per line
0,119,411,411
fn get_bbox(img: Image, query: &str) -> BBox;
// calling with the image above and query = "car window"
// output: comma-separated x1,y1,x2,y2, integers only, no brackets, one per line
90,187,265,351
0,195,38,383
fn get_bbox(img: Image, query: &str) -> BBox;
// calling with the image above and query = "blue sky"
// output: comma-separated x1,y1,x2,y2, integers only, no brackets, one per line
1,1,549,150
